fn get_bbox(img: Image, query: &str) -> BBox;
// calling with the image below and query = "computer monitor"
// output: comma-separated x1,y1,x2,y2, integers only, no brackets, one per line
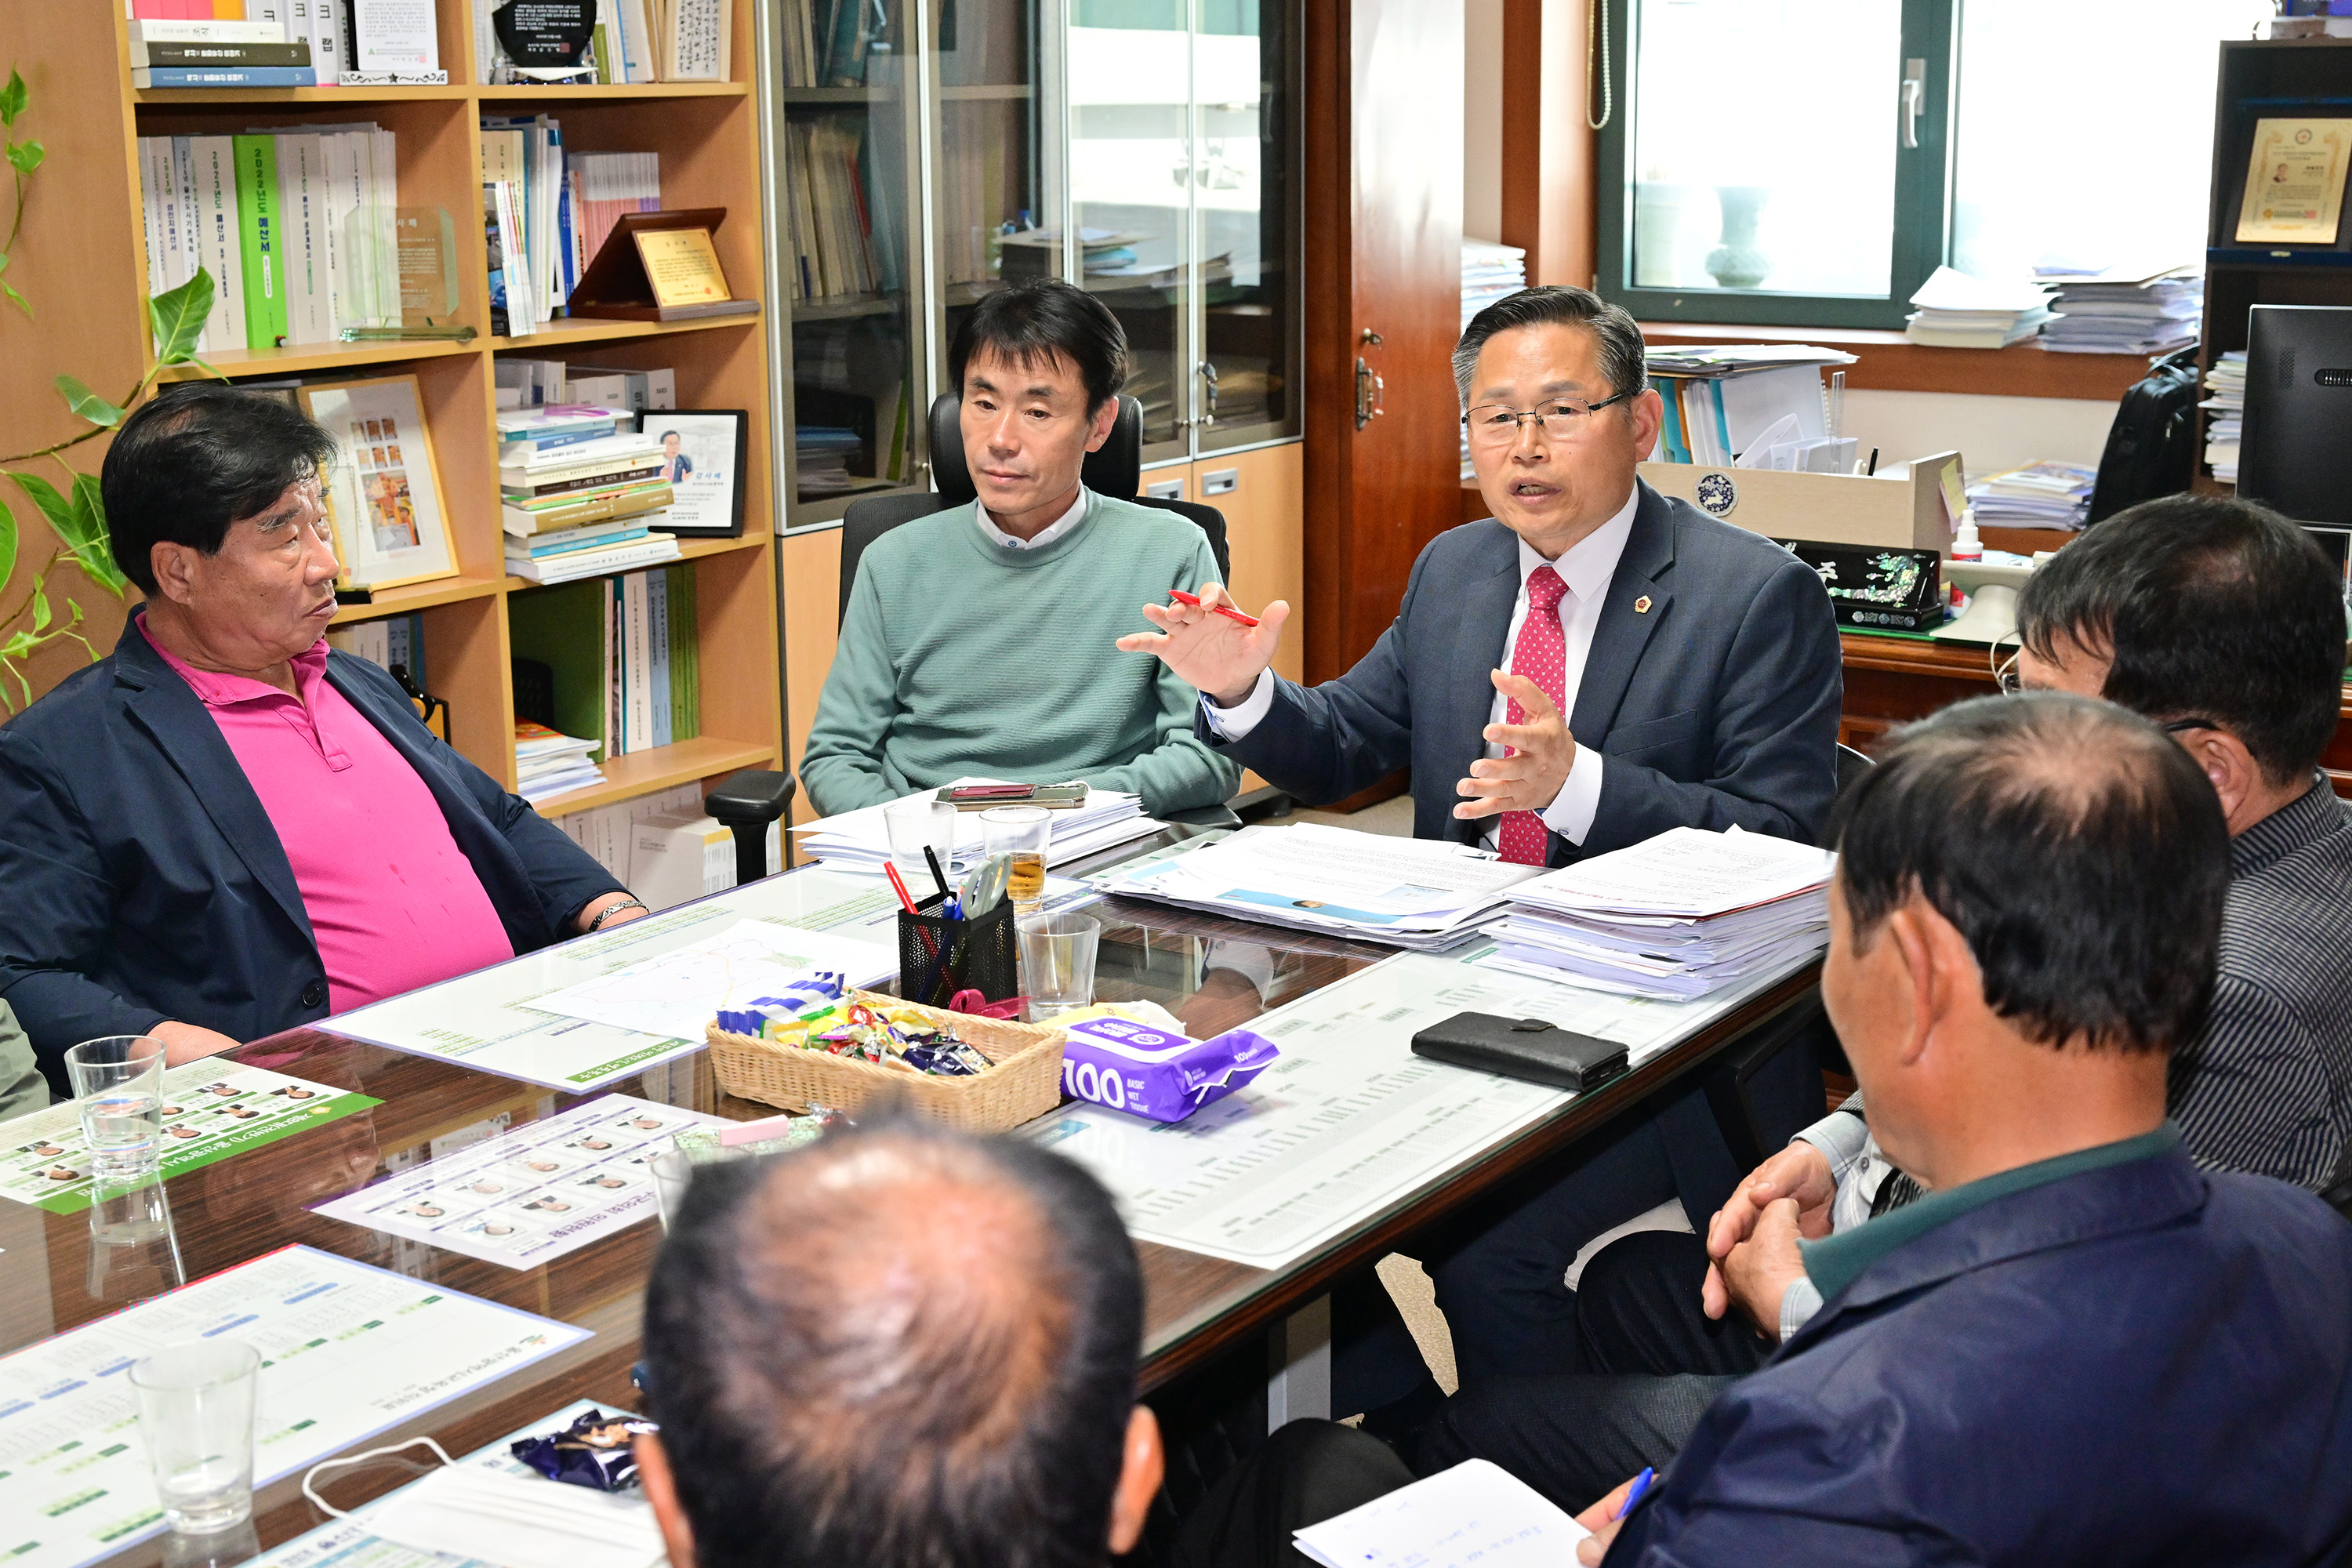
2241,304,2352,527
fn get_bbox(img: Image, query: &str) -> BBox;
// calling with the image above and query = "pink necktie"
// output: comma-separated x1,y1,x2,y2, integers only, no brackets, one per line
1496,565,1569,866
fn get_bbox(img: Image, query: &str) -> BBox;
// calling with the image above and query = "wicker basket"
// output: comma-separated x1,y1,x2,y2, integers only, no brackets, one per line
706,990,1068,1134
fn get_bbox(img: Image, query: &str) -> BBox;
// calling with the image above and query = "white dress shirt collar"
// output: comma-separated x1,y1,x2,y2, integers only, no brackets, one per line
978,486,1089,550
1514,483,1639,601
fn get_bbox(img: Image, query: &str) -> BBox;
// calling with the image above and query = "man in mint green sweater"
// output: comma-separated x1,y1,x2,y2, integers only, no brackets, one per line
800,279,1240,818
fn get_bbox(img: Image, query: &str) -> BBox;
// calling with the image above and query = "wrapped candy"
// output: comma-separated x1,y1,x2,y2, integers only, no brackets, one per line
510,1408,655,1493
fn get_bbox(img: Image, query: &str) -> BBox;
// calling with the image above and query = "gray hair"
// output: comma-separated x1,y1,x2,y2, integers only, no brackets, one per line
1451,285,1649,410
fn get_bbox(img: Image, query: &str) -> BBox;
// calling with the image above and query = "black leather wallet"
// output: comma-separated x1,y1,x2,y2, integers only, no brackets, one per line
1410,1011,1630,1091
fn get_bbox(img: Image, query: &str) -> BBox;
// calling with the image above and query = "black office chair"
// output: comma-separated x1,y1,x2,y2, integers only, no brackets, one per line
706,768,796,879
836,393,1231,628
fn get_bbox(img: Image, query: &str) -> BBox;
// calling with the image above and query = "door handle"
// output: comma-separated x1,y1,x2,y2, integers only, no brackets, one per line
1355,329,1385,430
1900,58,1925,150
1199,359,1219,427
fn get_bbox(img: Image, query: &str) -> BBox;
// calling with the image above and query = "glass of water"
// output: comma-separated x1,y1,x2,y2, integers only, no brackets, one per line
1017,912,1101,1019
65,1036,168,1182
129,1340,261,1534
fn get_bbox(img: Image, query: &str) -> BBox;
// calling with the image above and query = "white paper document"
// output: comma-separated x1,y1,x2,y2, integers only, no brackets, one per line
0,1247,588,1568
311,1095,726,1268
793,779,1163,873
527,920,895,1045
324,868,906,1092
247,1399,662,1568
1294,1460,1590,1568
1025,946,1804,1269
1100,825,1541,948
1516,826,1836,918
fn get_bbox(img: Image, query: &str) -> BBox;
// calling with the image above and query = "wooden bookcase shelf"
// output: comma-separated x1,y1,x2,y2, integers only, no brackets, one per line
0,2,782,811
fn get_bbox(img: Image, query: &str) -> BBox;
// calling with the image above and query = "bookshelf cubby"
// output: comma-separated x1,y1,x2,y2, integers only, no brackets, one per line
0,2,782,819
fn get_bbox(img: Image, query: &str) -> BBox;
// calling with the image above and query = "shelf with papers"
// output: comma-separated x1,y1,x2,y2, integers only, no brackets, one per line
154,338,488,383
499,534,765,593
1636,322,2153,403
328,573,507,626
532,735,779,816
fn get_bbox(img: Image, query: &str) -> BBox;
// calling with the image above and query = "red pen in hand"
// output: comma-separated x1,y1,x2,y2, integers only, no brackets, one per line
1168,588,1260,628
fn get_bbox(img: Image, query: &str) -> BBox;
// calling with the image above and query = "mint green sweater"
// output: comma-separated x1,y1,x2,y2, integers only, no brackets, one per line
800,492,1242,817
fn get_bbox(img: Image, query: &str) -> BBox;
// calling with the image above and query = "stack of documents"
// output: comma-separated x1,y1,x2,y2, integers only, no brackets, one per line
1486,827,1835,997
1644,348,1859,470
514,720,602,804
793,779,1161,873
2204,350,2245,482
1098,823,1544,950
1462,239,1528,477
2034,263,2201,355
1965,460,2098,530
1904,266,2056,350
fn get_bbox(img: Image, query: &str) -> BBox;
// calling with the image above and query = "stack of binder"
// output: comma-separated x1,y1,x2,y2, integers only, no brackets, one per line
502,431,681,584
1486,827,1835,998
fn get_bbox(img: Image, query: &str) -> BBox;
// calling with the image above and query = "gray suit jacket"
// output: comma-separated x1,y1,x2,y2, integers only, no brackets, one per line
1200,481,1843,864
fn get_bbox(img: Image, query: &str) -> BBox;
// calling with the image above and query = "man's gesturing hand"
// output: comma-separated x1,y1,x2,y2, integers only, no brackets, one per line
1454,670,1576,820
1114,582,1289,710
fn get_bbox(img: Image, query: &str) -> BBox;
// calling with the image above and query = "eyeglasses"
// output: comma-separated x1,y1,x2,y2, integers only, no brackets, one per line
1993,635,2024,695
1461,391,1636,447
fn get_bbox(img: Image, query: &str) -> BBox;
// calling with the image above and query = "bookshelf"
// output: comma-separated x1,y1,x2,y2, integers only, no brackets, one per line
0,1,782,822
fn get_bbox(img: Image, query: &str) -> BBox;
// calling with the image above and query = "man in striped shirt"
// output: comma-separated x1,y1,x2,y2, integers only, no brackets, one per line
1417,493,2352,1508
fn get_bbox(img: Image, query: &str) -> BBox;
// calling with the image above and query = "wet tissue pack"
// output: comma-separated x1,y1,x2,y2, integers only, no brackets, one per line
1058,1015,1279,1123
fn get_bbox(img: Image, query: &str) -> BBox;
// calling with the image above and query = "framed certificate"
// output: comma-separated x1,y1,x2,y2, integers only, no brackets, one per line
2236,118,2352,245
299,374,463,592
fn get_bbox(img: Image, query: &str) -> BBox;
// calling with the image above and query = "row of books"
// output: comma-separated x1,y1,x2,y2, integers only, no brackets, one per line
2205,350,2246,484
323,612,425,684
500,407,684,584
507,566,702,779
495,358,677,412
781,118,898,302
782,0,886,88
136,126,399,351
938,102,1026,292
480,126,661,336
475,0,733,86
125,5,447,87
1643,349,1857,470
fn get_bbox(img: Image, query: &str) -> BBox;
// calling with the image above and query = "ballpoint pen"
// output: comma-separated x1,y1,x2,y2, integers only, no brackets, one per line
1168,588,1259,628
1617,1467,1656,1519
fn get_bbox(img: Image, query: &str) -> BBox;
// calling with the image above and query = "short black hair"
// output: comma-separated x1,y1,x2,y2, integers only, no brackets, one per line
1452,285,1647,408
100,383,337,594
642,1116,1143,1568
2015,493,2347,786
949,277,1129,414
1831,693,2229,1055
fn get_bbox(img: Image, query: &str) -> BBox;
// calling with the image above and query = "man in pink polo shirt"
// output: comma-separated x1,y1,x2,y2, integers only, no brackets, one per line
0,384,651,1084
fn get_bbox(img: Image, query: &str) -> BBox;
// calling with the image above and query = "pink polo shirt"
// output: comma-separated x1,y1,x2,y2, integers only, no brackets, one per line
143,619,515,1012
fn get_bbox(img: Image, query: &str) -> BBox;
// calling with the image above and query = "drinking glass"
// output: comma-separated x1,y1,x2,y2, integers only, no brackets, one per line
65,1035,167,1182
981,806,1052,915
130,1341,262,1534
1018,912,1101,1018
884,797,958,889
648,1145,693,1230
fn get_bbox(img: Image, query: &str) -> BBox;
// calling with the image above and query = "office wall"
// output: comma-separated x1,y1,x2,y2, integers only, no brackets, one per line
1844,390,2117,477
1465,1,1503,242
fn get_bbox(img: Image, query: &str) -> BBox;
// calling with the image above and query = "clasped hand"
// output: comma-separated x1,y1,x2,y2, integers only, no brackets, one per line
1454,670,1576,821
1700,1140,1834,1341
1115,583,1290,708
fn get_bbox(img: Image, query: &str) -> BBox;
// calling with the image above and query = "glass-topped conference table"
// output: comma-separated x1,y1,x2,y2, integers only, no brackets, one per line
0,827,1819,1560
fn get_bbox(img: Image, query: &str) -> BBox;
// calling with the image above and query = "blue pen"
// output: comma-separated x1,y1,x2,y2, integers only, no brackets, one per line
1617,1467,1655,1519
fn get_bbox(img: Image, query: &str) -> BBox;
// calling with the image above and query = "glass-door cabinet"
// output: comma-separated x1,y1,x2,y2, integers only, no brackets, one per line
764,0,1298,524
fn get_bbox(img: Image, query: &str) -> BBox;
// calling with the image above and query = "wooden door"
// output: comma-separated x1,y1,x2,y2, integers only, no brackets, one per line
1301,0,1466,688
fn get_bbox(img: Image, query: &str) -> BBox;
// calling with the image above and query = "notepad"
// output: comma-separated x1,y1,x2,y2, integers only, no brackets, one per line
1291,1459,1592,1568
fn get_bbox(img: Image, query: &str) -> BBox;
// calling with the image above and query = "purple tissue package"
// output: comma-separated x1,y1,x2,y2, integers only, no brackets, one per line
1058,1015,1281,1123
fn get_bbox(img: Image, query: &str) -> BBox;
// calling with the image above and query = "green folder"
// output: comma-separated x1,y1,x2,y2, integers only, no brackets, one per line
508,579,609,762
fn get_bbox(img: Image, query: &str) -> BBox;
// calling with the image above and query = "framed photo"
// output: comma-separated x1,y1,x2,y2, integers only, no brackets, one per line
637,409,747,537
299,374,462,591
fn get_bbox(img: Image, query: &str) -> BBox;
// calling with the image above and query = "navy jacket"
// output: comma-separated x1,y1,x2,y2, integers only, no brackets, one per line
1607,1148,2352,1566
0,622,623,1080
1199,482,1842,864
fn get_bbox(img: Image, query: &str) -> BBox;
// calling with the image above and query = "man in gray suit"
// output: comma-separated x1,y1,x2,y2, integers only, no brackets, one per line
1121,285,1843,1420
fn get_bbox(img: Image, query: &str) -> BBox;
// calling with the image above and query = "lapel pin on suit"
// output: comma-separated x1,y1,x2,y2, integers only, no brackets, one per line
1634,595,1653,614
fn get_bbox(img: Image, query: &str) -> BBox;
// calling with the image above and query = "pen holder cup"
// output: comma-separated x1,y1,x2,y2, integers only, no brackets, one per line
897,897,1017,1010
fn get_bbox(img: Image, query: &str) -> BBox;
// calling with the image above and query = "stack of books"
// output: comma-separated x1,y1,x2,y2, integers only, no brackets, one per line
2034,263,2201,356
325,613,425,680
1485,827,1836,1000
605,567,702,757
495,361,677,412
1904,266,2056,350
514,720,604,805
502,431,681,585
794,426,866,495
131,0,449,86
1965,461,2099,531
2204,350,2246,484
129,18,318,88
781,118,898,302
1645,347,1858,470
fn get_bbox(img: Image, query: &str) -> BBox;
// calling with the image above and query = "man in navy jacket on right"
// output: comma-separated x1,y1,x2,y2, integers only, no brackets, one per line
1570,693,2352,1565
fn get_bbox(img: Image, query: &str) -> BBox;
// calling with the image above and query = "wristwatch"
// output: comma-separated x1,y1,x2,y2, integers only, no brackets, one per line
586,898,648,931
